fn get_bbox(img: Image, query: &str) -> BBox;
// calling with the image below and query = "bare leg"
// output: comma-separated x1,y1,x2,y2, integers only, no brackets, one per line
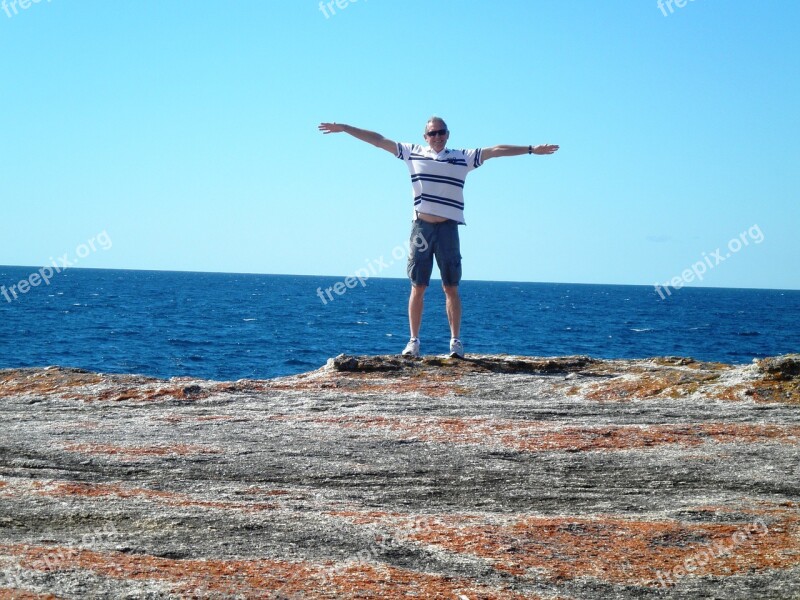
408,284,426,338
442,285,461,339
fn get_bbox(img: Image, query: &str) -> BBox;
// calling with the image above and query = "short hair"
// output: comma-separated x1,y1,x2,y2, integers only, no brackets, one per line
424,116,448,134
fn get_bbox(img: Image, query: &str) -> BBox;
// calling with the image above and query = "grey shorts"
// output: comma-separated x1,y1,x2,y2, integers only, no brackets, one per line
406,219,462,287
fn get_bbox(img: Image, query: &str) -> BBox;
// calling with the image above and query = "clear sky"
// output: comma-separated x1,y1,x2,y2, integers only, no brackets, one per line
2,1,798,290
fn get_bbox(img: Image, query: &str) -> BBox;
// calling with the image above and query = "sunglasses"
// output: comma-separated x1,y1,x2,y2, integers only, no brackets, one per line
425,128,448,137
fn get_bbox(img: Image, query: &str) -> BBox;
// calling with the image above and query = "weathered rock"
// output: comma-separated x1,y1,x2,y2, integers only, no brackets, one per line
758,354,800,380
1,355,799,599
327,353,598,375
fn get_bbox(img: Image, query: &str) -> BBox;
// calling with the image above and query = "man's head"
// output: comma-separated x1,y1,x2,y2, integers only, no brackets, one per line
423,116,449,153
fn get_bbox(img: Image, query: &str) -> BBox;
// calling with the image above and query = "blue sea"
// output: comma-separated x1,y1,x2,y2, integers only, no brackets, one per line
0,266,798,381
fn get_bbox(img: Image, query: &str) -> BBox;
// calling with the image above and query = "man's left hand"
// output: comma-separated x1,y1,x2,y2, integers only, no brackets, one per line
533,144,559,155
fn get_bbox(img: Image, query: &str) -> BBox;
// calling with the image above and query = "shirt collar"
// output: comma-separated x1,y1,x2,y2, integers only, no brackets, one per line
425,146,450,159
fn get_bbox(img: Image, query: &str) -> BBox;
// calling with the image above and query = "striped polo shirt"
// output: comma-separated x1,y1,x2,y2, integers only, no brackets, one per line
396,143,483,225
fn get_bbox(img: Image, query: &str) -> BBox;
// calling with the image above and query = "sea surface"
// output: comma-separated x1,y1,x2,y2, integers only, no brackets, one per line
1,266,798,381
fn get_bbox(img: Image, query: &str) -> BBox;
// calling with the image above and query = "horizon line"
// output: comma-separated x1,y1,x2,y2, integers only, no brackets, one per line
1,264,798,293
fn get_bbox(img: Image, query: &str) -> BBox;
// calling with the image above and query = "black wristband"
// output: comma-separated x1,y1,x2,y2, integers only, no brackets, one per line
528,145,532,154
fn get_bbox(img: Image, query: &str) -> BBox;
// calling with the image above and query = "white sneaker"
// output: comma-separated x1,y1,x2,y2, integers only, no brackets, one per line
402,338,420,357
449,338,464,358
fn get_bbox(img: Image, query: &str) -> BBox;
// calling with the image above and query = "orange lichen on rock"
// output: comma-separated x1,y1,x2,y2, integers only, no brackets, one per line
90,388,146,402
312,416,800,453
325,563,538,600
0,368,106,397
62,443,222,457
329,509,800,586
0,590,62,600
575,356,800,405
744,378,800,405
265,371,471,398
0,367,218,403
36,481,175,500
88,385,210,403
1,544,538,599
711,383,750,402
583,372,717,401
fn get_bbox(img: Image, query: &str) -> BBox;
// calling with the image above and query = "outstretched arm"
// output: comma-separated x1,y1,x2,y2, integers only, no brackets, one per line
318,122,397,155
482,144,559,161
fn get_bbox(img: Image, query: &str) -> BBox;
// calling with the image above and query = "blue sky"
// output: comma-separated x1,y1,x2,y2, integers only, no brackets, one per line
2,1,798,289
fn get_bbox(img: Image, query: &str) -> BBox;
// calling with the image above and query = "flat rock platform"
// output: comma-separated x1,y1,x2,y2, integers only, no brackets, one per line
1,354,799,599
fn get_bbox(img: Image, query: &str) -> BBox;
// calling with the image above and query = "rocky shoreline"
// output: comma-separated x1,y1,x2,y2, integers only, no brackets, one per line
1,354,799,599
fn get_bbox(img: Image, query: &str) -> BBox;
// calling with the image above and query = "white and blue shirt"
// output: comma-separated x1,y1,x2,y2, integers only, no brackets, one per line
396,143,483,225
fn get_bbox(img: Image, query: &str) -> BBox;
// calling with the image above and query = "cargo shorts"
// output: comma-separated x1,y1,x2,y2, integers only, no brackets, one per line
406,218,462,287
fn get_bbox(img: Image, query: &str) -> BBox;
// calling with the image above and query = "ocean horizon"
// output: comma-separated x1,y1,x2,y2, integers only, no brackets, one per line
1,265,798,381
5,264,798,293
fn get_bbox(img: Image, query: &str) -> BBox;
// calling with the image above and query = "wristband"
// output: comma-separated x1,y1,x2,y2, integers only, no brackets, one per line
528,145,533,154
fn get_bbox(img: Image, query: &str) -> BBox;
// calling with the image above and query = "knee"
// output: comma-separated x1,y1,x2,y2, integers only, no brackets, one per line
442,284,459,297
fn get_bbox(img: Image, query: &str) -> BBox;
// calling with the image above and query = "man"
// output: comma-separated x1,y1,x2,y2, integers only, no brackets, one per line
318,117,559,358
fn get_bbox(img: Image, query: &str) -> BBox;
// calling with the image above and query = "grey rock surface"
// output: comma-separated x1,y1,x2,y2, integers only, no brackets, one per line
1,354,799,599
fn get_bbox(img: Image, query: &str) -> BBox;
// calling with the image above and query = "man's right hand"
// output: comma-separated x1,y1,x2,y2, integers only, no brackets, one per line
318,122,396,154
318,122,346,134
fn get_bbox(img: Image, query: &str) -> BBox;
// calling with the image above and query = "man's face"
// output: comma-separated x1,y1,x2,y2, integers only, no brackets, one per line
424,121,449,153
